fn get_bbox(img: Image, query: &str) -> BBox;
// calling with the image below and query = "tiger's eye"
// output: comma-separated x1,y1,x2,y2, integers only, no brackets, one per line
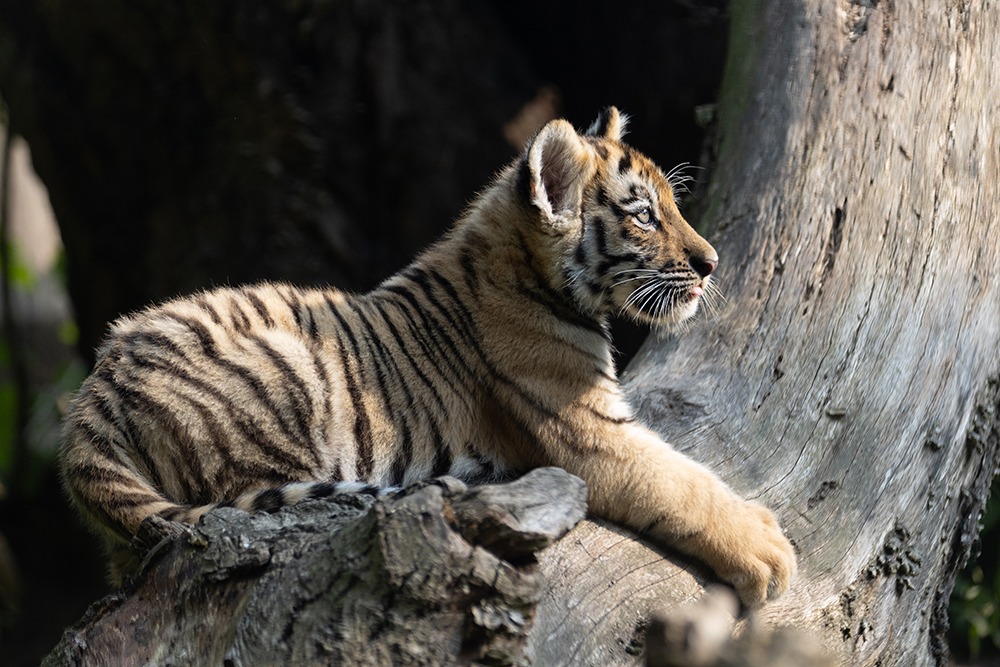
635,208,652,226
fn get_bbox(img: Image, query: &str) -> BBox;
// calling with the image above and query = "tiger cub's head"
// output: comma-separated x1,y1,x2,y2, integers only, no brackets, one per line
524,107,718,326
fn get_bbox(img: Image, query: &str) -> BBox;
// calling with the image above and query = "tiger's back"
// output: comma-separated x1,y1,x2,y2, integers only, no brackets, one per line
61,108,797,605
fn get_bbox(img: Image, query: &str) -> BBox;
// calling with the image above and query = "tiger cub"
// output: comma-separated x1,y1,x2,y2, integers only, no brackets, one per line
59,108,795,605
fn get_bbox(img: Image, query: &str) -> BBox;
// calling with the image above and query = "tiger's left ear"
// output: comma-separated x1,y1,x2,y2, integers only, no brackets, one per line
584,106,628,142
526,119,593,227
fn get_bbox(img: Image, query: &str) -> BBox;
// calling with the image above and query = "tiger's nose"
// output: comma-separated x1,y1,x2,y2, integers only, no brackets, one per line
689,253,719,278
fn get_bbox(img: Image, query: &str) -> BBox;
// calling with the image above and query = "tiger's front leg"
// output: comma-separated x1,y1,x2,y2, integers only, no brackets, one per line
543,421,797,607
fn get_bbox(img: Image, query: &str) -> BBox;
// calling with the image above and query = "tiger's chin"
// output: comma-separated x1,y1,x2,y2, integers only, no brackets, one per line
621,291,703,327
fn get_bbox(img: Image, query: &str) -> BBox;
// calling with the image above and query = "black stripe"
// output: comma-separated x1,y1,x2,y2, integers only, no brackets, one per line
354,484,379,497
618,150,633,174
101,490,169,511
162,312,218,358
587,406,634,425
279,288,305,333
516,157,533,203
195,296,224,326
375,294,458,485
372,302,447,413
243,288,276,327
93,357,165,484
252,488,287,512
229,297,252,333
431,268,608,374
89,377,145,458
517,283,605,337
198,342,313,461
383,284,478,409
397,264,589,455
307,302,320,339
326,298,375,479
458,246,481,301
575,239,588,266
595,185,611,207
387,289,480,424
68,459,138,487
72,414,124,465
305,345,335,474
249,334,315,447
597,251,644,277
158,506,194,522
350,305,397,419
306,482,338,499
368,299,450,472
431,444,452,477
593,217,609,255
119,329,186,359
355,301,416,483
406,269,481,358
182,393,297,490
389,428,412,486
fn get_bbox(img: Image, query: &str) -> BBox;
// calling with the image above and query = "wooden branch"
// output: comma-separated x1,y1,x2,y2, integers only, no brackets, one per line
43,469,586,666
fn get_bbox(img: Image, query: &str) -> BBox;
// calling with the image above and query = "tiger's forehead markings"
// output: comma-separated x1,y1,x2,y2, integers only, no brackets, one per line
593,182,629,219
625,184,652,205
585,136,610,160
639,158,676,199
617,148,633,175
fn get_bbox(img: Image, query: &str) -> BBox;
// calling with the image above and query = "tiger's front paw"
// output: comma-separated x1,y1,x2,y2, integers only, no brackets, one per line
706,500,797,608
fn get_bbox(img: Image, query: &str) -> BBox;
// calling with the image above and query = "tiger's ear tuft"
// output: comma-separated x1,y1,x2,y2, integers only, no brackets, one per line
526,119,592,225
584,106,629,142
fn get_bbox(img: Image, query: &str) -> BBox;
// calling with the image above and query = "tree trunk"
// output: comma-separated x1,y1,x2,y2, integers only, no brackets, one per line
36,1,1000,666
529,1,1000,665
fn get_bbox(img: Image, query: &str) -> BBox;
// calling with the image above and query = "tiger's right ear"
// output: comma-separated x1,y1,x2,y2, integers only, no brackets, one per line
526,119,593,228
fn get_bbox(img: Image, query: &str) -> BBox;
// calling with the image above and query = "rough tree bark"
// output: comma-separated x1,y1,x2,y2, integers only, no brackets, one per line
44,469,589,666
38,1,1000,666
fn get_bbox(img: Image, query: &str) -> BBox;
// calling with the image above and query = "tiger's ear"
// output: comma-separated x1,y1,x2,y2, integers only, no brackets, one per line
584,106,628,142
526,119,593,225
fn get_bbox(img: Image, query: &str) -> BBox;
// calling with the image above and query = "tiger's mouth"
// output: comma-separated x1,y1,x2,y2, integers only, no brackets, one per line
614,281,703,326
605,266,718,326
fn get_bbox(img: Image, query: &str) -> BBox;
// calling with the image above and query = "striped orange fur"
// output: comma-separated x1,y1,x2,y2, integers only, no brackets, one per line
59,108,795,605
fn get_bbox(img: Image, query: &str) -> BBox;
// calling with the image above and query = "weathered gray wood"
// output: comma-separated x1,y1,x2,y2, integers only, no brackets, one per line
527,1,1000,665
43,469,587,666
